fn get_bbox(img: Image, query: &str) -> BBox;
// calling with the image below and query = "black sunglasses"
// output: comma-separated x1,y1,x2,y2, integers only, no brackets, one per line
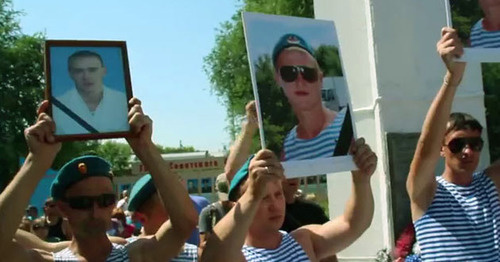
446,137,484,154
63,194,116,210
279,65,318,83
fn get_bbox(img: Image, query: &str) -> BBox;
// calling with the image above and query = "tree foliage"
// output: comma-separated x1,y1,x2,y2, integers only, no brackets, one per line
0,0,45,189
451,0,500,160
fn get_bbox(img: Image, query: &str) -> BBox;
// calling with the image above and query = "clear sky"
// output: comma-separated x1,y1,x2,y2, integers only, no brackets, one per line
12,0,240,153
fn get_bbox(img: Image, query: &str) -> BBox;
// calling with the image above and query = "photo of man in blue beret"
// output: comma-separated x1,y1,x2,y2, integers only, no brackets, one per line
272,33,348,162
0,98,198,262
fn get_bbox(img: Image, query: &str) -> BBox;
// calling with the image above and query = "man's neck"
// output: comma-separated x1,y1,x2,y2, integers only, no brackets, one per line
294,105,331,139
245,230,282,249
442,168,474,186
77,85,104,112
483,10,500,31
69,234,112,261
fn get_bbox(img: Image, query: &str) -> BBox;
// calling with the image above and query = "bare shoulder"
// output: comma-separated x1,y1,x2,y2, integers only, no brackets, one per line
31,249,55,262
5,243,54,262
126,236,155,262
290,226,320,261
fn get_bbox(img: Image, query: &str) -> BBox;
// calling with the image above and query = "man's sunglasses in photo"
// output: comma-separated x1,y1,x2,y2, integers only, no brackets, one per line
446,137,484,154
279,65,318,83
63,193,116,210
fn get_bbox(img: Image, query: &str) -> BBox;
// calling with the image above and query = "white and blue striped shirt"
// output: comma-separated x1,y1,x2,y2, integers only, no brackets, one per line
126,236,198,262
242,231,310,261
283,107,346,161
53,243,129,262
470,19,500,48
414,171,500,261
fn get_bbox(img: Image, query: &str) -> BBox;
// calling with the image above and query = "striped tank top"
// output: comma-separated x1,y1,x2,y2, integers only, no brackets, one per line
414,171,500,261
470,19,500,48
53,243,129,262
126,236,198,261
242,231,310,261
283,107,346,161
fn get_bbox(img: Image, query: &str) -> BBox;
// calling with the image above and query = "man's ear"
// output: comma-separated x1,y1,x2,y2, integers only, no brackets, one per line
440,146,446,157
56,201,69,218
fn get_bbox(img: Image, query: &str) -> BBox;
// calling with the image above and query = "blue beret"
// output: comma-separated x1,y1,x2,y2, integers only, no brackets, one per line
228,155,254,202
51,155,113,200
272,33,315,67
128,174,156,212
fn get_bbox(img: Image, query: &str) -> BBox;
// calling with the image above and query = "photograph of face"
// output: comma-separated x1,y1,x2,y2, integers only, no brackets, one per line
46,41,132,140
448,0,500,49
448,1,500,155
243,12,355,176
471,0,500,48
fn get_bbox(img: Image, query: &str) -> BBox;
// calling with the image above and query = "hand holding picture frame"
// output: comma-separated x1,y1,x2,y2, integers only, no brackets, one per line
44,40,133,141
242,12,357,178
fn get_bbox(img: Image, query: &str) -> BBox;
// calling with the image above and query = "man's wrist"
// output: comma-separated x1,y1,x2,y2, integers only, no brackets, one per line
24,153,53,176
444,70,463,87
133,141,158,160
351,171,372,185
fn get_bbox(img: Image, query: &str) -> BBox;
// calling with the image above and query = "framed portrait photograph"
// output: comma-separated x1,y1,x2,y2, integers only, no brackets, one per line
44,40,133,141
446,0,500,62
242,12,356,178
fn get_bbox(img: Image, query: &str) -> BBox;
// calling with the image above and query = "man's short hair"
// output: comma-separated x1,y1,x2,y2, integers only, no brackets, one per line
445,112,483,136
68,50,104,70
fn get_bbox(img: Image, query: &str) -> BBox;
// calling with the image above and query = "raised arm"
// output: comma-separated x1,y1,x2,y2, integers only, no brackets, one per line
0,101,61,262
201,150,285,262
406,28,466,220
13,229,69,253
225,101,259,182
292,138,376,260
125,98,198,262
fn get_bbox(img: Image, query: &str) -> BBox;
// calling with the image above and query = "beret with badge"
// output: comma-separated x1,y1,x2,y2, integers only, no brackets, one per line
50,155,113,200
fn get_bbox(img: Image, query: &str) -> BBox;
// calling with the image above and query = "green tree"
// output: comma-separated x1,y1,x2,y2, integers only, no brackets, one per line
0,0,44,189
95,141,132,177
451,1,500,161
155,144,197,154
0,1,106,190
314,45,343,77
204,0,314,151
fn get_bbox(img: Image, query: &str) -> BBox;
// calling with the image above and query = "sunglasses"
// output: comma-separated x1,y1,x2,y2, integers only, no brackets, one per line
279,65,318,83
446,137,484,154
63,194,116,210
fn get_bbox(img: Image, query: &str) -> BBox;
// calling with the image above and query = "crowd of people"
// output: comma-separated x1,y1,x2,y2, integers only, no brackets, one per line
0,26,499,261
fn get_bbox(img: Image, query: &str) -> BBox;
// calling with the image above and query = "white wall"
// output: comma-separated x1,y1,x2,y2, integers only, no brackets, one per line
314,0,489,260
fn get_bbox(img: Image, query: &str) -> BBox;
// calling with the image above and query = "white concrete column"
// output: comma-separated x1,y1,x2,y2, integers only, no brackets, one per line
314,0,488,260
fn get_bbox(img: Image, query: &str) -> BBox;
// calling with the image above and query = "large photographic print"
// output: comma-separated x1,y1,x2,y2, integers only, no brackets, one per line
45,41,132,141
242,12,356,177
447,0,500,62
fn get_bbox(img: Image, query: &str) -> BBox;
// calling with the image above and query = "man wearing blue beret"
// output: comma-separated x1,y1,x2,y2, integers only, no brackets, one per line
0,98,198,262
201,137,377,262
125,174,198,261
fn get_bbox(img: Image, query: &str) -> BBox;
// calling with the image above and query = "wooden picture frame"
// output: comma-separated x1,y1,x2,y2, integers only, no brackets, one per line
44,40,133,141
